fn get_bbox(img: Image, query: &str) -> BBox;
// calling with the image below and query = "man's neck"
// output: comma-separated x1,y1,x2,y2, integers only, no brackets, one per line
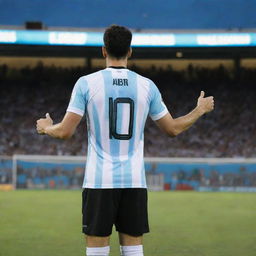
106,57,127,68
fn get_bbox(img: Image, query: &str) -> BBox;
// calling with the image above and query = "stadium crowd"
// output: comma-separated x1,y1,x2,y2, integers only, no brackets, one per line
1,63,256,158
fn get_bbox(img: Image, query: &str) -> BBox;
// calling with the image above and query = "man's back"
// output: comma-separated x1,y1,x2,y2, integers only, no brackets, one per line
36,25,214,256
67,67,168,188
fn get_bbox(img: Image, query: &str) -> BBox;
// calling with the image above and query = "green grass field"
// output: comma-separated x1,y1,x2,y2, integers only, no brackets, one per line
0,190,255,256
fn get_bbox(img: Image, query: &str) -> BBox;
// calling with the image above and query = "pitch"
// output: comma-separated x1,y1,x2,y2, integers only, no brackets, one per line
0,190,255,256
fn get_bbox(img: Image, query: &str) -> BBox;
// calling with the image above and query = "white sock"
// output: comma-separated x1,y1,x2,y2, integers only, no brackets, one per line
120,245,144,256
86,246,110,256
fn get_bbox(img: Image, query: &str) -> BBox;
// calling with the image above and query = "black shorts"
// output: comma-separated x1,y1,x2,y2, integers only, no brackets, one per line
82,188,149,237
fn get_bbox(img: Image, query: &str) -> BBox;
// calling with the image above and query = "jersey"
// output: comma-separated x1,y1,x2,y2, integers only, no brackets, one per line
67,67,168,188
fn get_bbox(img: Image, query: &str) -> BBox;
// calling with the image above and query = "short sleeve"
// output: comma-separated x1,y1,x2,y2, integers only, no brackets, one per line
149,82,168,121
66,77,88,116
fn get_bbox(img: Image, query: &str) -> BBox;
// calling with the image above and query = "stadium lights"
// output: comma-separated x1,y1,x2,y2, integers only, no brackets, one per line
197,34,251,46
0,29,256,47
0,31,16,43
49,32,87,45
176,52,183,58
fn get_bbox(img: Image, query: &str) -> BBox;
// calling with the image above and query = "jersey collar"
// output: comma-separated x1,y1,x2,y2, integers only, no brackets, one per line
107,66,127,69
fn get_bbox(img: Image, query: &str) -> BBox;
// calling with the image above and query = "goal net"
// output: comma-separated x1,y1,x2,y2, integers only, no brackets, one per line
144,157,256,192
12,155,166,190
13,155,86,190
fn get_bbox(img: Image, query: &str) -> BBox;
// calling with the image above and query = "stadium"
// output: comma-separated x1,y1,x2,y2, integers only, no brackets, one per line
0,1,256,256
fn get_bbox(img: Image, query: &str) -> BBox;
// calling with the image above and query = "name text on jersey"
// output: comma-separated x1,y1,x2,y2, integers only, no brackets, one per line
113,79,128,86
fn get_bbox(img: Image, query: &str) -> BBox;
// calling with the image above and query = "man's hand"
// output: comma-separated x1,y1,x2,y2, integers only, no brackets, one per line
197,91,214,115
156,90,214,137
36,113,53,135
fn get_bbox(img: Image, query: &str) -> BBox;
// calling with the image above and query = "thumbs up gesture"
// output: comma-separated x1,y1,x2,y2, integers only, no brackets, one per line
197,91,214,114
36,113,53,134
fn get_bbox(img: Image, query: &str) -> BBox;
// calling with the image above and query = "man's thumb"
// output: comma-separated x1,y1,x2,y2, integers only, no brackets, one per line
200,91,205,98
46,113,51,119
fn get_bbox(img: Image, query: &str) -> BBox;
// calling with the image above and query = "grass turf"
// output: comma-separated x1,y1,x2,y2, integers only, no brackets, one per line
0,190,255,256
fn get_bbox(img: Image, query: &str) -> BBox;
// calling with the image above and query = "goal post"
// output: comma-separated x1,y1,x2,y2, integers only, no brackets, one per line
0,155,13,191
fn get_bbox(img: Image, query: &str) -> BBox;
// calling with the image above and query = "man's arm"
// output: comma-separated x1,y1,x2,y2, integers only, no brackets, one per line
36,112,82,139
156,91,214,137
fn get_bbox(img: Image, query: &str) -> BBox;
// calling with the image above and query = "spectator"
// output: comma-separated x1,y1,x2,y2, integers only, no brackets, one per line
0,64,256,158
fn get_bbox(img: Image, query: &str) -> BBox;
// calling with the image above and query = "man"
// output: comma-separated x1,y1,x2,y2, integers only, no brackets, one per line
36,25,214,256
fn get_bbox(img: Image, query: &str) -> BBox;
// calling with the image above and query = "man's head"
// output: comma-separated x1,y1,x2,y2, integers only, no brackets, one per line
103,25,132,60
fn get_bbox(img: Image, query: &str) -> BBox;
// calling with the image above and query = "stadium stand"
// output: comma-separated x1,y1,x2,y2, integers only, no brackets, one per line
1,64,256,158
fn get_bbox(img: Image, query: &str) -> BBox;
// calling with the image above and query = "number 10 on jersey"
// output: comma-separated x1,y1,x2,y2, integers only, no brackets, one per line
109,97,134,140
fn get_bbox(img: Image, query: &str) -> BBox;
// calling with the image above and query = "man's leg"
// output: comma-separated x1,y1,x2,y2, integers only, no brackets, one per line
82,189,118,256
119,233,144,256
118,233,142,246
85,235,110,256
115,189,149,256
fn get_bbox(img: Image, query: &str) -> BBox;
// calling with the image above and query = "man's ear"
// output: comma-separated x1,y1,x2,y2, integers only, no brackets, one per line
102,46,107,58
128,47,132,58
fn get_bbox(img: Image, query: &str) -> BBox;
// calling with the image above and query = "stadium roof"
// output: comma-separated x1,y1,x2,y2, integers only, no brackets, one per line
0,0,255,30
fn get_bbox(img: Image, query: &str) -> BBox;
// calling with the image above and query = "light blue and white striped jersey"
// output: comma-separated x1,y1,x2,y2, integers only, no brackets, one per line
67,67,168,188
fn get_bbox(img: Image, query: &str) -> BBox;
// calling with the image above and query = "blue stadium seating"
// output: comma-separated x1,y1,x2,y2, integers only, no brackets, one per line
0,0,255,29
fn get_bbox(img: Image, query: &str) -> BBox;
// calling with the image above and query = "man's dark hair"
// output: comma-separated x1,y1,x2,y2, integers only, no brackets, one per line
103,25,132,59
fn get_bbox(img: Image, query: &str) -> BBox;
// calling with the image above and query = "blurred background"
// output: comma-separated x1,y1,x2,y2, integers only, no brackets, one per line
0,1,256,255
1,0,256,191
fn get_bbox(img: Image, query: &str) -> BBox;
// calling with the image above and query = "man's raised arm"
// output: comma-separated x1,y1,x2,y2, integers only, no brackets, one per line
156,91,214,137
36,112,82,139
